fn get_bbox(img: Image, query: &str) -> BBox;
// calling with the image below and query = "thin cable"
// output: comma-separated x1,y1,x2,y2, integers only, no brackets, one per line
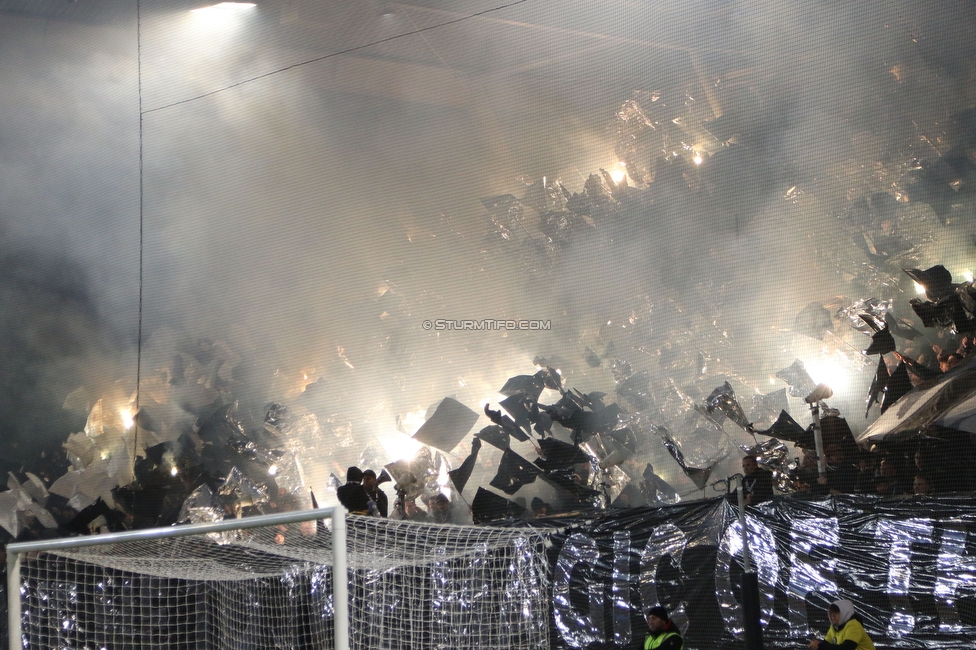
396,3,539,243
134,0,145,473
142,0,533,114
398,5,450,69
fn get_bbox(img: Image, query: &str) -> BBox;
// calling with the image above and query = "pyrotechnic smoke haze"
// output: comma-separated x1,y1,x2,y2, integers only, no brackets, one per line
0,0,974,508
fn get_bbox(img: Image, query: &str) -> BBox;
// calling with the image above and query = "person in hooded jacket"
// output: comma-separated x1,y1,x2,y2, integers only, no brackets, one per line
643,605,683,650
808,600,875,650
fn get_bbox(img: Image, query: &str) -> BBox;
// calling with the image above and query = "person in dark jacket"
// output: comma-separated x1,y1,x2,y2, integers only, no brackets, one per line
875,457,908,496
336,467,370,515
809,600,876,650
362,469,388,517
643,605,683,650
826,446,858,494
742,455,774,505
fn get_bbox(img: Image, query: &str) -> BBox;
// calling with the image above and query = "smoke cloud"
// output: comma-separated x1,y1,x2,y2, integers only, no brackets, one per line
0,0,974,504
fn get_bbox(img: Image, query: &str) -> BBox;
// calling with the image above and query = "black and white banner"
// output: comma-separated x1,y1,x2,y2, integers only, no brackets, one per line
548,495,976,650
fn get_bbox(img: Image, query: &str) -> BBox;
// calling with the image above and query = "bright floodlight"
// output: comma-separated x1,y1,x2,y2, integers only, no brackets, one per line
804,354,850,395
191,3,256,16
189,2,255,34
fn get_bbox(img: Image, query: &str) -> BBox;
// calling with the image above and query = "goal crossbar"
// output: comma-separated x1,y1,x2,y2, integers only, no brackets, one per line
6,505,349,650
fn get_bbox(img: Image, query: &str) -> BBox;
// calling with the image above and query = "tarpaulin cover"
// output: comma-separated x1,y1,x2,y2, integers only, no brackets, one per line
548,495,976,650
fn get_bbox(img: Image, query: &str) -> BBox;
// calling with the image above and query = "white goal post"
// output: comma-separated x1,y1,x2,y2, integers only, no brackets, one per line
6,507,551,650
6,506,348,650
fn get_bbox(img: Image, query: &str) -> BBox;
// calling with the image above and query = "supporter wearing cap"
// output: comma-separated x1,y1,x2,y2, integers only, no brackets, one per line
644,605,683,650
429,493,453,523
362,470,388,517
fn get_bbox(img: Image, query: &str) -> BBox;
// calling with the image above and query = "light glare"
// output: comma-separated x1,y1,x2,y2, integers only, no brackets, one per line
190,3,256,29
381,434,422,462
191,2,256,14
119,407,134,430
804,355,850,395
401,406,426,433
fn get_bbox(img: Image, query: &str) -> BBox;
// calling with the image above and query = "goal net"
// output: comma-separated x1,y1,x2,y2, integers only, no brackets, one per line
6,508,550,650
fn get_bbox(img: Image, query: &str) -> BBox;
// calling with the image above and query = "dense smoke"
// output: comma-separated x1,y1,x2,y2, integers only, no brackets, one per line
0,0,975,514
0,241,121,468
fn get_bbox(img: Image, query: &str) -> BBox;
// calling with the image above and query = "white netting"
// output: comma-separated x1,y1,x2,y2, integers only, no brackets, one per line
13,515,551,650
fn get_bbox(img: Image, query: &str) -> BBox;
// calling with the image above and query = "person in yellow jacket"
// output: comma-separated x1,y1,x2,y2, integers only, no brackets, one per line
643,606,683,650
808,600,876,650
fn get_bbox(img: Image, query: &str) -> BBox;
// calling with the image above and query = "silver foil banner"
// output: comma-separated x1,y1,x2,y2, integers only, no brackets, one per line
554,533,605,647
701,382,751,430
775,359,817,398
14,495,976,650
739,437,798,494
548,496,976,650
